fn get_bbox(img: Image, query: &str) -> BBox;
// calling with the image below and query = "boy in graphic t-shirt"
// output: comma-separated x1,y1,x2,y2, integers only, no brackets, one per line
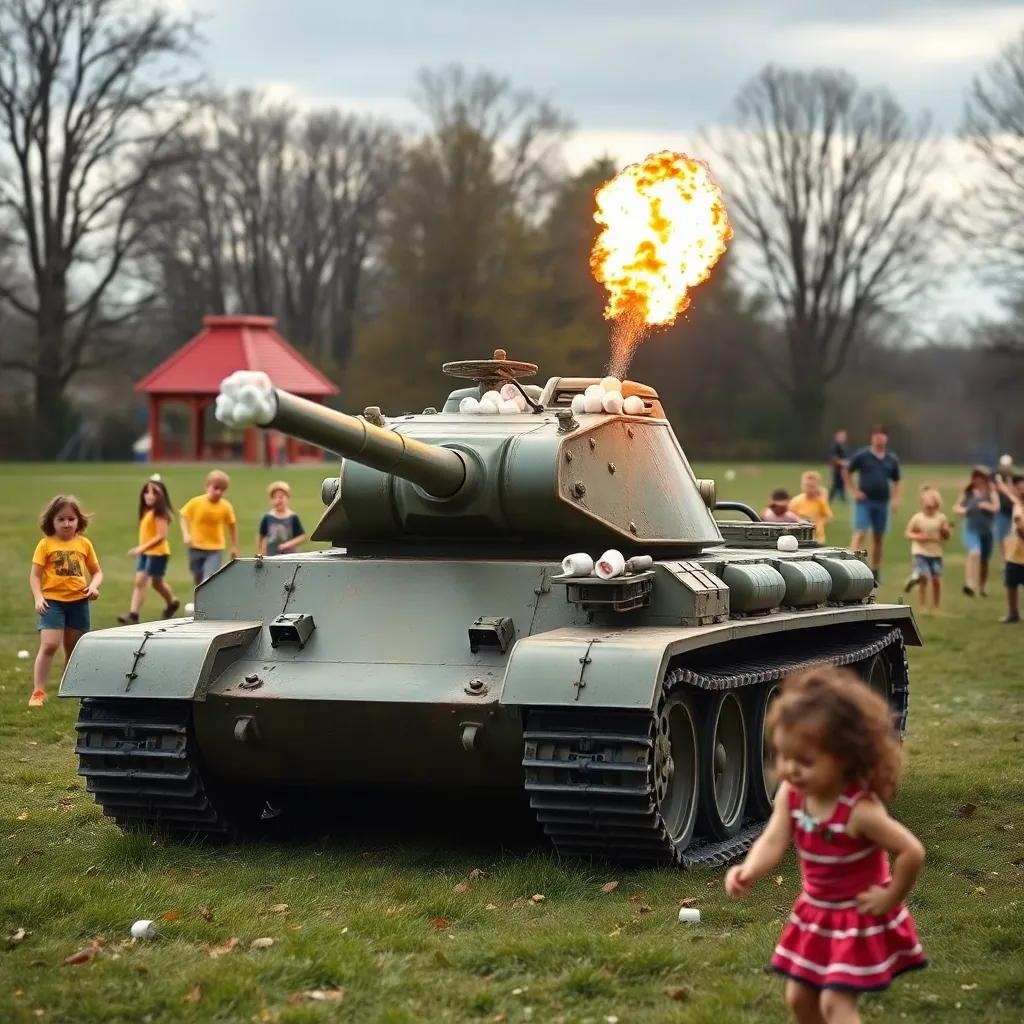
179,469,239,586
258,481,307,556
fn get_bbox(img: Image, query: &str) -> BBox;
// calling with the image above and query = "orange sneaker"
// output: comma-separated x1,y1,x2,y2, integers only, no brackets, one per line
28,690,46,708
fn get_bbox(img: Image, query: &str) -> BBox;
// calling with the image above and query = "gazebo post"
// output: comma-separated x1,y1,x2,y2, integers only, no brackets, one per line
149,396,163,462
189,397,204,461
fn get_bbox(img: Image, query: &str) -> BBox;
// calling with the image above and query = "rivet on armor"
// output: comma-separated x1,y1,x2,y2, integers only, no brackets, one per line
627,426,635,439
608,462,616,474
565,451,573,462
589,437,597,450
629,521,637,534
573,481,587,498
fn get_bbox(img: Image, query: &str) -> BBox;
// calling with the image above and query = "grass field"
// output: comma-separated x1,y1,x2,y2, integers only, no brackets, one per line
0,461,1022,1023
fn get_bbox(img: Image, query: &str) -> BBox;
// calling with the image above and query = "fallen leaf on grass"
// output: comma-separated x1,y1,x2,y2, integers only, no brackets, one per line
531,893,545,903
773,876,784,886
268,904,289,914
250,937,274,950
608,925,622,937
629,894,640,902
15,855,28,866
385,906,404,917
637,906,652,915
161,911,179,922
297,988,346,1002
184,985,203,1003
678,897,697,907
484,904,497,911
431,918,449,930
6,928,27,948
664,986,690,1001
956,803,977,818
61,949,96,966
57,797,72,811
16,811,27,821
454,881,470,894
601,881,619,894
197,906,214,922
204,937,239,959
973,887,987,896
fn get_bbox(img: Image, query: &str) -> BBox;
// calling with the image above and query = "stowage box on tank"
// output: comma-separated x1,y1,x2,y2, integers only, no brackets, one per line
61,351,920,867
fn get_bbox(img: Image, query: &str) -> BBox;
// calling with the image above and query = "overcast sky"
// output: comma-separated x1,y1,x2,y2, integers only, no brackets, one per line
185,0,1024,329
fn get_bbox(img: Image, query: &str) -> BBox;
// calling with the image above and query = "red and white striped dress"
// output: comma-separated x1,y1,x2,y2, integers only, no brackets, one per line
769,782,927,992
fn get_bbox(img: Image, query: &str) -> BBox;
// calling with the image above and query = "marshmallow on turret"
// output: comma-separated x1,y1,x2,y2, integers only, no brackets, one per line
479,398,499,415
460,396,481,415
600,376,622,393
571,393,587,415
499,383,527,411
215,371,277,428
498,399,520,415
482,390,502,408
561,552,595,577
595,549,626,579
602,390,623,414
622,395,645,416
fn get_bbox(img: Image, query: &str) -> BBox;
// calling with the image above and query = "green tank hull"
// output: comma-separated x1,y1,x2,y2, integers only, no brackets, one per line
62,352,921,867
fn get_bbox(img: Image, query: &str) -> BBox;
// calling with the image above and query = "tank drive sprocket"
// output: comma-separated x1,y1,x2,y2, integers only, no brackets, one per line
522,624,907,868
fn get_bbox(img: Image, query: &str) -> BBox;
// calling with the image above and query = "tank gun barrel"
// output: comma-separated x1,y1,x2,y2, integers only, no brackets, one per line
214,372,466,498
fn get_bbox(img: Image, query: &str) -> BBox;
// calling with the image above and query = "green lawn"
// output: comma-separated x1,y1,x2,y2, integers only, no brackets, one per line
0,461,1022,1023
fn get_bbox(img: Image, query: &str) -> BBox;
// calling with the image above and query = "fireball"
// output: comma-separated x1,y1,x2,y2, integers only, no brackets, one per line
590,151,732,326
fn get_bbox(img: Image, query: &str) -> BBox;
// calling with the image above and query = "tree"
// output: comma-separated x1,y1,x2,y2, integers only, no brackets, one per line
348,64,572,410
0,0,200,456
706,65,943,454
962,32,1024,293
135,89,403,365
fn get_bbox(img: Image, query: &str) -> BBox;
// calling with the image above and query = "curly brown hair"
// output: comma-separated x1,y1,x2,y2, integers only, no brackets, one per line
766,665,902,802
39,494,91,536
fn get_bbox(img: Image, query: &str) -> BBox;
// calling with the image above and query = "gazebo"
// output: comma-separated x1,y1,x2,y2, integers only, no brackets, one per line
135,315,339,464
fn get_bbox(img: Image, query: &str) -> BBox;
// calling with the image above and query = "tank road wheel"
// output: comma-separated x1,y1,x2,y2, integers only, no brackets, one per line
745,682,782,821
653,693,700,850
75,698,263,840
852,645,909,738
697,691,749,841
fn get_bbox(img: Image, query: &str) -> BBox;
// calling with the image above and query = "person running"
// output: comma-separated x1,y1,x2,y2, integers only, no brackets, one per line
257,481,307,556
789,471,833,544
993,455,1016,562
953,466,999,598
179,469,239,586
762,488,802,524
28,495,103,708
902,485,951,614
725,667,927,1024
996,472,1024,624
844,426,902,586
118,476,180,624
828,429,849,503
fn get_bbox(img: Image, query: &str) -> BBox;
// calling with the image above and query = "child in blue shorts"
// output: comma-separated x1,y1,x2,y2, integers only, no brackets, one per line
903,486,951,614
118,477,180,624
29,495,103,707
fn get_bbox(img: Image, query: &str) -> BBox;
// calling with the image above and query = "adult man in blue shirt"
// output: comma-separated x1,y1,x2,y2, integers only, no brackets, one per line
843,425,903,586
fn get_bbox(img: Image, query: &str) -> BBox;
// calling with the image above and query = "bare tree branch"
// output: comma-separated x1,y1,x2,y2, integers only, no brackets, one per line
703,65,944,451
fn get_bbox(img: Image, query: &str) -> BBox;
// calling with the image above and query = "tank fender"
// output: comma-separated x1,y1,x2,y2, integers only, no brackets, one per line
499,604,920,709
58,619,263,701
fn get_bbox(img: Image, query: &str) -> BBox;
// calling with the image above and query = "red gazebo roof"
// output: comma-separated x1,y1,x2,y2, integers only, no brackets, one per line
135,315,339,396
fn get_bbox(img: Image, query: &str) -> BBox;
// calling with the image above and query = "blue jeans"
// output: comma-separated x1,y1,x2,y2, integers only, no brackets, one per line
854,499,889,536
188,548,222,584
136,554,169,577
912,555,943,578
38,598,91,632
962,526,993,561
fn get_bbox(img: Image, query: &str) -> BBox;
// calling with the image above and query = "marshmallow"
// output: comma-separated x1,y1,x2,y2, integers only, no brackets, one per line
595,549,625,579
584,384,605,401
184,602,195,613
600,376,622,393
602,390,624,414
498,399,521,415
570,393,587,415
479,399,499,415
678,908,701,923
131,920,156,939
459,396,481,415
482,390,502,408
215,371,276,428
499,383,526,411
583,393,604,413
622,395,646,416
561,552,595,577
777,534,799,552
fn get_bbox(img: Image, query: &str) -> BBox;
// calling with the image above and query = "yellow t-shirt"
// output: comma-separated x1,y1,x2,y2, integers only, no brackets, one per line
180,496,236,551
906,511,948,558
32,535,100,602
139,510,171,556
789,493,832,543
1005,504,1024,565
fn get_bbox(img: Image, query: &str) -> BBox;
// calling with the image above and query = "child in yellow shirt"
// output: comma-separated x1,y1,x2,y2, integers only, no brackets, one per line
28,495,103,707
903,485,951,614
788,471,833,543
179,469,239,586
118,476,181,624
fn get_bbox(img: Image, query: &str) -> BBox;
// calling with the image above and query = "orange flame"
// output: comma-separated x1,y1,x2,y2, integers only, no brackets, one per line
590,151,732,373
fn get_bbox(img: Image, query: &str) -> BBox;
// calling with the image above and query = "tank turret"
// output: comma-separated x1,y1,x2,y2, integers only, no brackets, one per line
214,351,724,555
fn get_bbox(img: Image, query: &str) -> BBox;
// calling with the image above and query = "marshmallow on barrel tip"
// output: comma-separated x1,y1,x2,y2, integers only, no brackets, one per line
215,371,277,428
561,552,595,577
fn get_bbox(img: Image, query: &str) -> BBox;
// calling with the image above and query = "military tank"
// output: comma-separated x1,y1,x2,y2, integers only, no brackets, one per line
61,351,919,867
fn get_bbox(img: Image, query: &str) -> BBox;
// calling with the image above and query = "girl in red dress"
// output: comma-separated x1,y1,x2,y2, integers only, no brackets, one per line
725,667,926,1024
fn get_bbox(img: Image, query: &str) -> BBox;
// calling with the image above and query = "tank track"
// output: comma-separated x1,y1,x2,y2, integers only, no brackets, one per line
75,698,236,837
523,624,908,868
